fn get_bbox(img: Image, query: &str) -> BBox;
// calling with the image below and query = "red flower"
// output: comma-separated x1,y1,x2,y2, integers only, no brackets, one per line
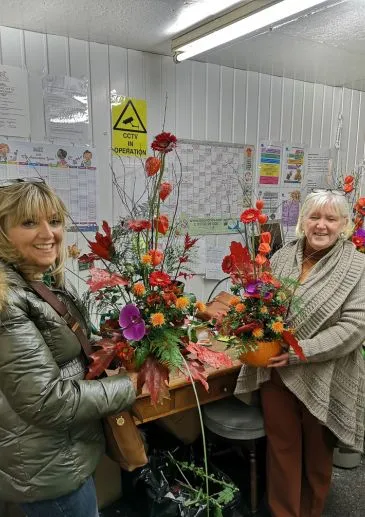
260,271,281,288
258,213,269,224
88,221,114,260
357,198,365,207
128,219,151,232
240,208,260,223
343,183,354,193
352,235,365,248
154,215,169,235
255,253,268,266
149,249,164,266
86,267,128,292
222,255,236,274
162,291,177,306
256,199,265,210
146,292,162,305
344,175,354,184
159,182,172,201
149,271,172,288
145,156,161,176
115,342,135,361
260,231,271,244
258,242,271,254
151,132,177,153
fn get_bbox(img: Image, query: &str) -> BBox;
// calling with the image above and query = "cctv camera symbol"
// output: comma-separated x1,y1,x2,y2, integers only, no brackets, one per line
123,116,139,129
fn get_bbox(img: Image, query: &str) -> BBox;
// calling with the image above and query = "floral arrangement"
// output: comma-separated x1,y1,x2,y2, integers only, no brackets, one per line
338,174,365,252
80,131,232,404
216,201,306,363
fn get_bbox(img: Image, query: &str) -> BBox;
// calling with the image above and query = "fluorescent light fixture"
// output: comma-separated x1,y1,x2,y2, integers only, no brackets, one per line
173,0,330,62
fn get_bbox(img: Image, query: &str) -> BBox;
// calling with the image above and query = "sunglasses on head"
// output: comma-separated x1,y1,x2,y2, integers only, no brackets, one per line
311,189,345,196
0,177,45,188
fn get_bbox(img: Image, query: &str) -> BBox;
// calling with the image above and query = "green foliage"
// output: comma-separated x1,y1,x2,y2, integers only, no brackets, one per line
149,327,184,370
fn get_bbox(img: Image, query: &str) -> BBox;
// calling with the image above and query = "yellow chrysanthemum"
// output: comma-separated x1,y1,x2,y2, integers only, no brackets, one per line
176,296,190,309
252,328,264,339
132,282,145,296
260,306,268,314
141,254,152,264
195,301,206,312
235,303,246,313
229,296,241,306
150,313,165,327
271,321,284,334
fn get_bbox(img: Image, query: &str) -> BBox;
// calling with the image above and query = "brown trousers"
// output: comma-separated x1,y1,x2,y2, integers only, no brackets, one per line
260,370,335,517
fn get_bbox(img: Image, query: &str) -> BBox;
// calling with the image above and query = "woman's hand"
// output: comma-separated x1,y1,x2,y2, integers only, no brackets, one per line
267,352,289,367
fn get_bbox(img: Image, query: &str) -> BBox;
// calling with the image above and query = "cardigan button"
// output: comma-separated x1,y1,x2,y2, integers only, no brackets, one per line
116,416,125,426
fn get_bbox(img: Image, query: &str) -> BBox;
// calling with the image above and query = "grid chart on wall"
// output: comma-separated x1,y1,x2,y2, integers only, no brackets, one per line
163,139,254,220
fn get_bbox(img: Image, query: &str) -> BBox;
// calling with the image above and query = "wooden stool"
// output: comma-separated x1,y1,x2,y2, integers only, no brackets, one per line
203,396,266,514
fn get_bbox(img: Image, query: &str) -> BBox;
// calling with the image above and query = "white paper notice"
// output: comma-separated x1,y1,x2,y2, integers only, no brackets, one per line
205,245,226,280
0,65,30,138
43,75,89,143
307,148,331,191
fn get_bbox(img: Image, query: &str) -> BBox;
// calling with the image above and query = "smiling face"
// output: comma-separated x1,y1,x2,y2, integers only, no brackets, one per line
7,215,64,272
302,202,347,251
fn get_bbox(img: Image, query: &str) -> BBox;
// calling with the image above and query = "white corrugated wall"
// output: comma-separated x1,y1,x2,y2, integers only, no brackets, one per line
0,26,364,297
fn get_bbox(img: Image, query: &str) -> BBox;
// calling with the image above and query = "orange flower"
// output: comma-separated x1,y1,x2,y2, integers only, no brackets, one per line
150,313,165,327
256,199,264,210
252,328,264,339
145,156,161,176
258,213,268,224
148,249,164,266
176,296,190,309
195,301,206,312
344,175,354,184
229,296,241,306
258,242,271,255
343,183,354,193
132,282,145,296
255,253,267,265
154,215,169,235
141,254,152,264
235,303,246,313
260,232,271,244
271,321,284,334
240,208,260,224
159,182,172,201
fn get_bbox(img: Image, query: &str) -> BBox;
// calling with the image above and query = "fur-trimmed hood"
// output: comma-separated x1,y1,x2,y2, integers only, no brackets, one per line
0,266,9,312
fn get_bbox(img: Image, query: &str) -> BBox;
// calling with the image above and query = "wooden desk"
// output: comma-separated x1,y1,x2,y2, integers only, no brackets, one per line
131,342,241,424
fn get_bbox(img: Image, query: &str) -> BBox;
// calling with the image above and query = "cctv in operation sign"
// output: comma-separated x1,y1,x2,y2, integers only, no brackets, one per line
112,98,147,157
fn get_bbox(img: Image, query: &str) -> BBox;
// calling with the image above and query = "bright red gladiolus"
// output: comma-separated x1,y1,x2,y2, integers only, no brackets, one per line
88,221,113,260
145,156,161,176
258,213,268,224
154,215,169,235
128,219,152,232
151,132,177,153
149,271,172,288
159,182,172,201
240,208,260,223
256,199,264,210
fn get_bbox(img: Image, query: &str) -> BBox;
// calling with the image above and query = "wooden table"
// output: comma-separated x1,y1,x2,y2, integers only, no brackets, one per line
130,342,241,424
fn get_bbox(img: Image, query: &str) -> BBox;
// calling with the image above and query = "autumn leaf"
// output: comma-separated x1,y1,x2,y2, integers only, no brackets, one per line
182,359,209,391
282,330,306,361
85,338,117,379
186,341,233,369
136,356,170,406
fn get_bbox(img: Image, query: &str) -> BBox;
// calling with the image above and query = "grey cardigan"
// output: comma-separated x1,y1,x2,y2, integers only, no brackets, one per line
235,238,365,451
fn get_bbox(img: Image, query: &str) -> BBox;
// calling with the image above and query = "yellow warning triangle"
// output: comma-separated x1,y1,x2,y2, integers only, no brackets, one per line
113,99,147,134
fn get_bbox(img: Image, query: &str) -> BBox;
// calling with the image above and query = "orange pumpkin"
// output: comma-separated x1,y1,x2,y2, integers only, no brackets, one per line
240,339,282,367
145,156,161,176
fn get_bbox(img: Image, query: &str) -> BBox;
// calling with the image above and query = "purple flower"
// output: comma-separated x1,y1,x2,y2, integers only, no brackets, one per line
119,304,146,341
245,281,262,295
354,228,365,239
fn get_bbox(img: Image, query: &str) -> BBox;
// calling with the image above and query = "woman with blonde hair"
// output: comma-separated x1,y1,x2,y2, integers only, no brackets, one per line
0,178,135,517
235,190,365,517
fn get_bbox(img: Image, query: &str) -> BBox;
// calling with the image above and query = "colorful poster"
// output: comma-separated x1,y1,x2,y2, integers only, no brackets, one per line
0,64,30,138
0,140,97,231
281,189,301,242
43,75,89,143
112,98,147,158
259,143,281,185
283,146,304,185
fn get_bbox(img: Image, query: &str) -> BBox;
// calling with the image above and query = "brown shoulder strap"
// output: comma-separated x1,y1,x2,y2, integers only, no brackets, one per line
29,281,92,359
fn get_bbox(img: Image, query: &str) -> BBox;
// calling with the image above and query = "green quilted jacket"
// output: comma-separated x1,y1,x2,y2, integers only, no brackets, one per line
0,263,135,503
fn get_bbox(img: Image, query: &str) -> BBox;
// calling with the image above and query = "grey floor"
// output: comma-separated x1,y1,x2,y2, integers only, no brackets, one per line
100,456,365,517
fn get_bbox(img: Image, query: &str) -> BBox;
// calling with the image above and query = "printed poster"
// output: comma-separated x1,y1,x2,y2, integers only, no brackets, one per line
259,143,281,185
0,140,97,231
283,146,304,185
0,64,30,138
112,98,147,157
281,189,301,242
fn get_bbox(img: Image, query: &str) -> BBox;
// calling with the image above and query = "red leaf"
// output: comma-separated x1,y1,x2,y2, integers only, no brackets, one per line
282,330,306,361
86,267,129,292
186,342,233,369
136,356,170,406
182,359,209,391
85,338,117,379
229,241,254,279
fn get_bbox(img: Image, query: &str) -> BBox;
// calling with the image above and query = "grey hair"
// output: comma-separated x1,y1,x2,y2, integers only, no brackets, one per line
295,190,353,239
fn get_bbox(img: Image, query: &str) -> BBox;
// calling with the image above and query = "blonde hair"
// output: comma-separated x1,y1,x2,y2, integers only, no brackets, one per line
0,181,68,286
295,190,353,239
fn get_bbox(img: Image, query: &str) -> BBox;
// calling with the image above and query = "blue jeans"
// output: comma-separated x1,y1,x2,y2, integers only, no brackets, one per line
21,477,99,517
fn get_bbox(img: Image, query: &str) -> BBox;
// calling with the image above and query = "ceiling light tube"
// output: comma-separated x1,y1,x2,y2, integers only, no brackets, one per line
173,0,330,62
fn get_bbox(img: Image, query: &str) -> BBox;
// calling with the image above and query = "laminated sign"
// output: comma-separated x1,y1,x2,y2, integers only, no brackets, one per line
112,98,147,157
